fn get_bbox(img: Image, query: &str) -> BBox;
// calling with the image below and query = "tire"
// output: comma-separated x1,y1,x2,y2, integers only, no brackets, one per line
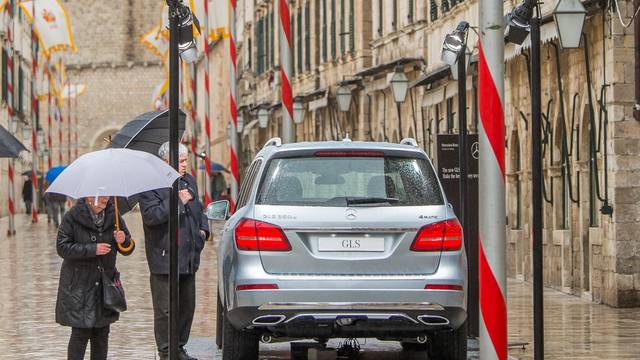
429,321,468,360
215,294,223,349
400,341,428,352
222,310,259,360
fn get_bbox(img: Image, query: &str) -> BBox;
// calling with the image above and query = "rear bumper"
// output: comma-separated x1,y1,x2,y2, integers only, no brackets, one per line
226,302,467,338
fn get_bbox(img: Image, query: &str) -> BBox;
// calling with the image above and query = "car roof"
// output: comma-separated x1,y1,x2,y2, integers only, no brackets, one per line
256,139,429,160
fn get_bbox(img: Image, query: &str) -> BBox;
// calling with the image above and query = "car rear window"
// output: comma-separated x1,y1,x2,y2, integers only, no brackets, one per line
256,156,444,207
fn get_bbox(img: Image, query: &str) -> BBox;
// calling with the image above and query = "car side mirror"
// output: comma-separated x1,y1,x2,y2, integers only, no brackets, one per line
206,200,230,221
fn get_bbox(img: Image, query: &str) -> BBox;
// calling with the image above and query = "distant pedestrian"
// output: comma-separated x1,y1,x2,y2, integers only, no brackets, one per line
211,171,226,201
46,191,67,227
22,177,33,214
55,196,135,360
139,142,209,360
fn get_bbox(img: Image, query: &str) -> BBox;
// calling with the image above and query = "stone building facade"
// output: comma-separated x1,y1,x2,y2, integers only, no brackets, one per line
220,0,640,307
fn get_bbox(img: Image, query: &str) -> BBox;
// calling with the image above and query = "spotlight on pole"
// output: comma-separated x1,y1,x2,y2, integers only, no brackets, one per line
552,0,587,49
176,4,200,63
441,21,470,66
293,97,305,124
505,0,535,45
336,84,353,112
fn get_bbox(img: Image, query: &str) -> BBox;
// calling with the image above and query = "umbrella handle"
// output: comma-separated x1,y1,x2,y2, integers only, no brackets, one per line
114,196,120,232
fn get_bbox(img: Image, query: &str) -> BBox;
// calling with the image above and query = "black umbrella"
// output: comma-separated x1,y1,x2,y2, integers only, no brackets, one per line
109,109,186,215
110,109,187,156
21,170,42,177
0,125,28,158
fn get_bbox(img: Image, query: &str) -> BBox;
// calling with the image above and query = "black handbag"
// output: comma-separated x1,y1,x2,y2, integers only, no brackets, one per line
99,264,127,313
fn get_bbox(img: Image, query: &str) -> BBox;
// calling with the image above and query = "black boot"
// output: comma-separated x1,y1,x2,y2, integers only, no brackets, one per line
178,348,197,360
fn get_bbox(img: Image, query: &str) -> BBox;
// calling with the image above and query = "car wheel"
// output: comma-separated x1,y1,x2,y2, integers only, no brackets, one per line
216,294,223,349
400,341,428,352
222,311,259,360
429,321,467,360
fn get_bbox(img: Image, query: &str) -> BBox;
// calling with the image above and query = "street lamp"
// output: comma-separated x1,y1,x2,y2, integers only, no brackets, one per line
258,107,270,129
37,128,45,148
506,1,543,359
553,0,587,49
388,65,409,139
336,85,352,112
165,1,202,358
22,126,31,143
441,21,477,338
293,97,305,124
237,113,244,133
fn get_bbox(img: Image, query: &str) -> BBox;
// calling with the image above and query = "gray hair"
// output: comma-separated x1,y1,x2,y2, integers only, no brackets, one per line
158,142,189,160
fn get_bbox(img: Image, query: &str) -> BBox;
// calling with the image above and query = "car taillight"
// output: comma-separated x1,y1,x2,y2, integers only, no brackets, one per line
425,284,464,291
235,219,292,251
236,284,279,291
410,219,463,252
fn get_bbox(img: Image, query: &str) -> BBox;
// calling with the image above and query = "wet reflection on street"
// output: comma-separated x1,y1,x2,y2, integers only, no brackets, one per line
1,213,640,359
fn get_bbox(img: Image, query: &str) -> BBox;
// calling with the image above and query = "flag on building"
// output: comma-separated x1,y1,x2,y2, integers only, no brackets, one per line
19,0,76,57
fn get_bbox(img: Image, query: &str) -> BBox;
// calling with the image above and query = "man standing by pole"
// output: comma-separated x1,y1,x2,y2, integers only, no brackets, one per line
279,0,294,143
478,0,507,358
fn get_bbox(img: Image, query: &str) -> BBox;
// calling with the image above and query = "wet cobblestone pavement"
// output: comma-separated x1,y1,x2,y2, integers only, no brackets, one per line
1,213,640,359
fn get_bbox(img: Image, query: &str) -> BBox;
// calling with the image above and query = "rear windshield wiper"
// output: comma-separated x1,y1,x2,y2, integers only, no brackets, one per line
346,197,400,206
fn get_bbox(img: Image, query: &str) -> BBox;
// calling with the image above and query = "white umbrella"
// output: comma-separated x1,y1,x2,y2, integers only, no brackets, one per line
46,148,180,231
46,148,180,199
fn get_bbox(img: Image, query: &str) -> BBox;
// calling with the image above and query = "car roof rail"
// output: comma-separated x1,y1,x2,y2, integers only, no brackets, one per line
400,138,418,147
263,137,282,149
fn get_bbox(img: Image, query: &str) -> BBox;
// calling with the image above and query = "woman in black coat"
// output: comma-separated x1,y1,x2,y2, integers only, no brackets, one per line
55,196,135,360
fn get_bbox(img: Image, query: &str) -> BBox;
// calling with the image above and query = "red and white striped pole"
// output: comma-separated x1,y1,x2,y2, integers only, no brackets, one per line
6,0,16,235
47,70,52,169
279,0,294,143
202,0,212,206
58,100,63,165
30,0,38,223
228,0,239,212
189,64,198,179
478,0,506,358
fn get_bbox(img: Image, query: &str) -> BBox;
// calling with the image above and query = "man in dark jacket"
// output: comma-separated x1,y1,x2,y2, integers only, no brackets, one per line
138,142,209,360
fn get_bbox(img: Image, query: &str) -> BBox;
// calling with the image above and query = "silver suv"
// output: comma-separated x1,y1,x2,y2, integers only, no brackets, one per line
207,138,468,360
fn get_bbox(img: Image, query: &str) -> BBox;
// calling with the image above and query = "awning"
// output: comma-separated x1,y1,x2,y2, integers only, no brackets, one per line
410,65,451,89
422,86,446,107
356,57,424,77
309,91,329,111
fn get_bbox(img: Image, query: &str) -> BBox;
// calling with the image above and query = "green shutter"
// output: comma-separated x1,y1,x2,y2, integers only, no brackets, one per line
330,0,336,58
322,0,327,62
349,0,354,52
430,0,438,21
392,0,397,30
297,8,302,73
441,0,450,13
378,0,383,36
270,10,275,68
18,65,23,112
340,0,345,55
2,49,7,103
409,0,414,22
305,2,311,70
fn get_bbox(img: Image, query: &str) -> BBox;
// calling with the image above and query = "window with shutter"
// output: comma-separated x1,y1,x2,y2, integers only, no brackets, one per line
430,0,438,21
340,0,345,55
265,12,270,70
392,0,397,30
349,0,354,53
305,2,310,70
247,38,252,71
257,17,264,74
2,48,7,103
409,0,414,22
330,0,336,59
18,66,23,113
322,0,327,62
377,0,383,36
270,10,275,69
297,8,302,73
441,0,450,13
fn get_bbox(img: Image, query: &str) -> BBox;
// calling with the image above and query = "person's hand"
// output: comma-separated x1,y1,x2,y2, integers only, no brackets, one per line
114,231,126,244
179,189,193,205
200,230,207,239
96,243,111,256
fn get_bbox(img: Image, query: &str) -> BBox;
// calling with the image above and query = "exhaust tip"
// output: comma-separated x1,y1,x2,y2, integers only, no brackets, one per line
417,315,450,326
260,334,273,343
252,315,286,326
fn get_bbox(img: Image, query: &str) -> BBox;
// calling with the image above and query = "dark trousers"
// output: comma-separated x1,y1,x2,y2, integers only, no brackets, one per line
150,273,196,355
67,326,110,360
